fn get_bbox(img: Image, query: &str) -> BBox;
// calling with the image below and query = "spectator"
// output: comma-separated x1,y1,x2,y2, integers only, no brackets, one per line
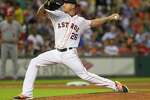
102,25,117,41
27,23,44,56
15,2,24,24
104,39,119,56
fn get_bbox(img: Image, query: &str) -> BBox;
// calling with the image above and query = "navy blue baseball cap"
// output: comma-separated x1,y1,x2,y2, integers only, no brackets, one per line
64,0,77,4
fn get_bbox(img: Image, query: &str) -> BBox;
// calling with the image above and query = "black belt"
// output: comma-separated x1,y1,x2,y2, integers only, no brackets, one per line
57,47,74,52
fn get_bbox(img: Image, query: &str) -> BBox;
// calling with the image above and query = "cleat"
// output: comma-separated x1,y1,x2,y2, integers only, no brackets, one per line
115,81,129,93
13,95,33,100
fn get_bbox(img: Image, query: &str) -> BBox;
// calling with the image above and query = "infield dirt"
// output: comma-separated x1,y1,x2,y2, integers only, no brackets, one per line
35,93,150,100
33,82,150,100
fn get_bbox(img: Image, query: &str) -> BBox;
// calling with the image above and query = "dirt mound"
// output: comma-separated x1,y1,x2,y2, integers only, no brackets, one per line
34,92,150,100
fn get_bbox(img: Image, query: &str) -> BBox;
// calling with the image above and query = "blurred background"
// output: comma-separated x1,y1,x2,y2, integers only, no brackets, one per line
0,0,150,78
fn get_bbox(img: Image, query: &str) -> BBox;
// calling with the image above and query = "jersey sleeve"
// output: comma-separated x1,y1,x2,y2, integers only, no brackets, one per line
45,9,59,16
82,18,91,30
45,9,62,24
80,18,92,34
45,9,62,19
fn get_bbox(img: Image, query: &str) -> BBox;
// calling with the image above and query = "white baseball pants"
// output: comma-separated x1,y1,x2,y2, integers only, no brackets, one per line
22,49,117,97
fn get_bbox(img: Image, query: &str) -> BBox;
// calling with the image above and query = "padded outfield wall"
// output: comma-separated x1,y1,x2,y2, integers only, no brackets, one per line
0,56,150,77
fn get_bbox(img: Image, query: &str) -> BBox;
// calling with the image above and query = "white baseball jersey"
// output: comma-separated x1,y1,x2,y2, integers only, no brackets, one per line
45,9,91,49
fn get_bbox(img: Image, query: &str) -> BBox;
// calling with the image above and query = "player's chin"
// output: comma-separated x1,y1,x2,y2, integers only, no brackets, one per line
62,7,66,12
63,9,69,13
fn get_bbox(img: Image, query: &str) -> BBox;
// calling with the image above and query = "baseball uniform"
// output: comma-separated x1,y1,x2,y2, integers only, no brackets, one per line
21,9,117,97
0,20,22,79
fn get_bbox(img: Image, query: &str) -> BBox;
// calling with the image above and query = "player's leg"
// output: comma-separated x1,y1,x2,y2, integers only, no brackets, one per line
20,49,61,97
9,44,18,79
62,49,117,90
0,44,8,79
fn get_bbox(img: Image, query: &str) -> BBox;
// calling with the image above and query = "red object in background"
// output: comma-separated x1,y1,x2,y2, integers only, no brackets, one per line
127,37,134,45
19,32,26,41
138,12,145,20
149,13,150,20
5,7,14,16
82,59,93,70
131,21,143,34
90,48,97,56
129,0,141,9
119,47,131,55
136,44,150,55
23,10,29,17
0,4,10,15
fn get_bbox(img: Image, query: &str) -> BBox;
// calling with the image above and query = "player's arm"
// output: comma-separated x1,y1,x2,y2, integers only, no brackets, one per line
90,13,120,27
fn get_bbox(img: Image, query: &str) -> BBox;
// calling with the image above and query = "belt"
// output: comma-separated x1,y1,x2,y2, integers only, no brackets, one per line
57,47,74,52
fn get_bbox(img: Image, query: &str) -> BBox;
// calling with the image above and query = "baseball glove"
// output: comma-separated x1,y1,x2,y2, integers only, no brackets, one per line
44,0,64,11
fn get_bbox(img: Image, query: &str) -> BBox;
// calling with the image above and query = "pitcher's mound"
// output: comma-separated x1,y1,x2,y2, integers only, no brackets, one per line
34,92,150,100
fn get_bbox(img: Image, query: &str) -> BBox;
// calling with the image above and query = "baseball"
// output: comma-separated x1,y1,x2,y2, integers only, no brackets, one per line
114,15,118,19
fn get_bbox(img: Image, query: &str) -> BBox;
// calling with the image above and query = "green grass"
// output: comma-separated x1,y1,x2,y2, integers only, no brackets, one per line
0,77,150,100
34,88,111,97
0,88,20,100
0,77,150,84
0,88,111,100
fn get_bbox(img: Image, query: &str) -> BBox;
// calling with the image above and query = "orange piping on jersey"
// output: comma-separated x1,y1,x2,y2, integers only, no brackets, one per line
61,18,75,48
62,24,74,48
61,16,77,48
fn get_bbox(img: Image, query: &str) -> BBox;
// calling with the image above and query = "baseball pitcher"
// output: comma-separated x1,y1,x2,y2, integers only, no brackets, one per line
14,0,128,99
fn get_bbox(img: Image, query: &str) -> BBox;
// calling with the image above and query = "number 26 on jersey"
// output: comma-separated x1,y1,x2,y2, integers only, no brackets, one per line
70,33,78,40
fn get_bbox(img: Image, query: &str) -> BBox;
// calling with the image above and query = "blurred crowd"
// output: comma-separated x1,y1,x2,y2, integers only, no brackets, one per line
0,0,150,57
